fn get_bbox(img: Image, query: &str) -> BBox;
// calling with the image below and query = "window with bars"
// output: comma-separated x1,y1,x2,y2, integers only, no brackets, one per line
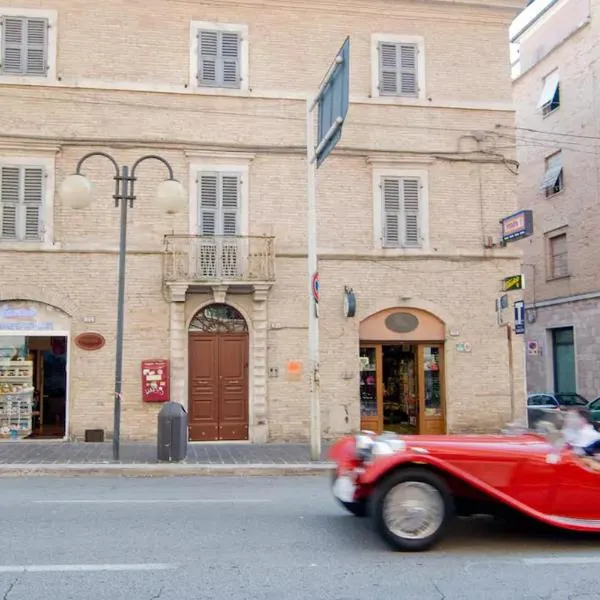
381,176,422,248
0,16,48,76
0,165,45,242
549,232,568,279
196,29,241,88
378,41,418,96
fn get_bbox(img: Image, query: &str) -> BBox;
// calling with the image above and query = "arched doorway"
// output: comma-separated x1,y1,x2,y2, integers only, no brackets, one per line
359,307,446,436
188,303,249,441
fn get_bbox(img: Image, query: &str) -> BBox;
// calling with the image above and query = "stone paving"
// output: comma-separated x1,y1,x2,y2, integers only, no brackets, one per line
0,440,332,464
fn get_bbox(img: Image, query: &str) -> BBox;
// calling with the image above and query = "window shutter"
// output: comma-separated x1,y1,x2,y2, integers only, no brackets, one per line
382,178,401,247
25,18,48,75
198,30,218,85
402,178,420,246
221,32,240,87
198,174,218,235
1,17,25,74
0,166,19,239
220,175,240,236
23,167,44,240
379,42,398,94
399,44,418,95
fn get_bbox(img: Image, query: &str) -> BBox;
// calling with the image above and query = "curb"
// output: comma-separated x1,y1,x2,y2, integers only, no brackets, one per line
0,462,336,478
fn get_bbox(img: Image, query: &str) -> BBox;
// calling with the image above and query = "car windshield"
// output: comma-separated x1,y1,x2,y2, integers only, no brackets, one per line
556,393,588,406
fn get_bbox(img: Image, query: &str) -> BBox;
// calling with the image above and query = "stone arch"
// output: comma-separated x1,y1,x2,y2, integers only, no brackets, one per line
186,299,252,333
360,306,445,342
0,285,78,318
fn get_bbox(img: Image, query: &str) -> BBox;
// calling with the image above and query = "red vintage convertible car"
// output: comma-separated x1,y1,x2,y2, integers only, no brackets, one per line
329,425,600,552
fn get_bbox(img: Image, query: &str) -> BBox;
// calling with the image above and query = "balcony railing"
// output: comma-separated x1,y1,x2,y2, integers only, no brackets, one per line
163,235,276,283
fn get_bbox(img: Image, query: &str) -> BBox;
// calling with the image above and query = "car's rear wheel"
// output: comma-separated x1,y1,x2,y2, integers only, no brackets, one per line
372,468,453,552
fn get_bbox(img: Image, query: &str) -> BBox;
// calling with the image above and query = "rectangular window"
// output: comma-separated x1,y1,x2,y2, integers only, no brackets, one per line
381,176,422,248
541,151,563,197
0,15,48,76
0,165,45,241
196,29,241,88
378,42,418,96
549,232,568,279
538,70,560,116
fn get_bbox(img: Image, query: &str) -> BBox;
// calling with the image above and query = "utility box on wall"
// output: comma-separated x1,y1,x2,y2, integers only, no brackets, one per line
141,359,170,403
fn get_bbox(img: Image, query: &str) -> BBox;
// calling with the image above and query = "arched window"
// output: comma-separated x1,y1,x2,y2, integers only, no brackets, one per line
189,303,248,333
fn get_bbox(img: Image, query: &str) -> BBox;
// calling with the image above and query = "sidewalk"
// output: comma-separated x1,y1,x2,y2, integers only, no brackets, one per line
0,440,334,477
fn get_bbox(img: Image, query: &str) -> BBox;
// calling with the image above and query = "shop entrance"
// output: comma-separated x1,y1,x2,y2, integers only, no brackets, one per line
187,304,249,441
0,335,67,439
359,308,446,435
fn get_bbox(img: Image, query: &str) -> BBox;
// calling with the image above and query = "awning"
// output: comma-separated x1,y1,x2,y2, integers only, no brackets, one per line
540,164,562,190
537,70,559,108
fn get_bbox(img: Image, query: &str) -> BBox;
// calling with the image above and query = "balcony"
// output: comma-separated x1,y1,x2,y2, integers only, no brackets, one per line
163,235,276,287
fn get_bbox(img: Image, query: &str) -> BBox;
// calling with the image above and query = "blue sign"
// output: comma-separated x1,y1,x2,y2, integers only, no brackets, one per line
315,37,350,167
501,209,534,243
514,300,525,335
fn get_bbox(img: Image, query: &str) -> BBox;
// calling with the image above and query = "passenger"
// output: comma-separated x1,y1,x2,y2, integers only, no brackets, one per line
563,408,600,458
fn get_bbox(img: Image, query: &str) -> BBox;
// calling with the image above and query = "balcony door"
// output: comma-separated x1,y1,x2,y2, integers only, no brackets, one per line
196,172,244,278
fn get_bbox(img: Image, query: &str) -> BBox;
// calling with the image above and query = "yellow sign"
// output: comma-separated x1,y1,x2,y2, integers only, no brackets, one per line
503,274,524,291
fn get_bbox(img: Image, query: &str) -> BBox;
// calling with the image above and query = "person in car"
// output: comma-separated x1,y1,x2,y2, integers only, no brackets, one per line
563,408,600,457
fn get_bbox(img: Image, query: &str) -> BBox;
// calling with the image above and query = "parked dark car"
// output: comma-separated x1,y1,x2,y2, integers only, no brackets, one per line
527,392,590,429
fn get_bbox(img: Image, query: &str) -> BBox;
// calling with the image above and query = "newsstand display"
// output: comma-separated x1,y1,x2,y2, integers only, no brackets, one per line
0,360,34,439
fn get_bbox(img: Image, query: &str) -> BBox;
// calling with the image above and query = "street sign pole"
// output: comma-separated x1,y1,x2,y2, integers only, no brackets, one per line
306,37,350,461
306,95,320,461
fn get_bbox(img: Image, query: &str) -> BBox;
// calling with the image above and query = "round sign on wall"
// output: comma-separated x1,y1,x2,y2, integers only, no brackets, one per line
75,332,106,351
311,272,320,303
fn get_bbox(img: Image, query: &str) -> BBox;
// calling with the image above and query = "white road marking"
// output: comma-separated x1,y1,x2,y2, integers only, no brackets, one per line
32,499,271,504
523,555,600,565
0,564,177,573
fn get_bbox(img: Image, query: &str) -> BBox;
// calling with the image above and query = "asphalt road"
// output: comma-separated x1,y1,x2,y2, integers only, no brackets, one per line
2,476,600,600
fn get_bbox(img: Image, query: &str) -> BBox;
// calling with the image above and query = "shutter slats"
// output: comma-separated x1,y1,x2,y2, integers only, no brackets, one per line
0,165,44,241
221,175,239,236
379,41,418,96
1,17,47,76
197,29,240,88
382,177,422,248
199,174,218,235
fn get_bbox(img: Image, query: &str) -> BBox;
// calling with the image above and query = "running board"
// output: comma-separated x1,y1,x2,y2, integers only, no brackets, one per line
547,515,600,530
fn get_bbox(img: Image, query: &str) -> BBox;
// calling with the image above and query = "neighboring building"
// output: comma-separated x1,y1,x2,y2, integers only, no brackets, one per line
0,0,524,443
511,0,599,400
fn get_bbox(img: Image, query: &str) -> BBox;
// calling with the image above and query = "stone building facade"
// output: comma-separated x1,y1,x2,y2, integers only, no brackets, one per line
0,0,524,443
512,0,600,401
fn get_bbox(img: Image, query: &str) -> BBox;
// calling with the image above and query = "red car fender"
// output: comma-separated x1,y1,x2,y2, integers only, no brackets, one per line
357,452,567,527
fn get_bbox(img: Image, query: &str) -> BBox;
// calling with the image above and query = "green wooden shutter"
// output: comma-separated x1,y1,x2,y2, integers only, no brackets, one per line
382,178,401,247
402,178,420,246
0,166,19,239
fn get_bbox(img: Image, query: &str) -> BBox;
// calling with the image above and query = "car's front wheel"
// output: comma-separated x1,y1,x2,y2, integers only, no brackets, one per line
372,468,453,551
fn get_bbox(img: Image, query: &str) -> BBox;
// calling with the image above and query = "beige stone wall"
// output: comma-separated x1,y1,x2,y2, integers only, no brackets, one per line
0,0,524,440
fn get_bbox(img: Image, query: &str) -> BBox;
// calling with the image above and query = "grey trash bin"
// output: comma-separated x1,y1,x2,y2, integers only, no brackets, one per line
157,402,188,462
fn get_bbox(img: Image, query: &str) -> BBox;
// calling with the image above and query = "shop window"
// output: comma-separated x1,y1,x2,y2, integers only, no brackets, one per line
0,164,45,242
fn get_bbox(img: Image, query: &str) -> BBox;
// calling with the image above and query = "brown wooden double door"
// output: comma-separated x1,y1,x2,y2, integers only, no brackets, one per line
188,332,249,441
359,342,446,436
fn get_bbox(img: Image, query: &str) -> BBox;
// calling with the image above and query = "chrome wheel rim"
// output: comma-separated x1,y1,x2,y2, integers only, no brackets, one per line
383,481,445,540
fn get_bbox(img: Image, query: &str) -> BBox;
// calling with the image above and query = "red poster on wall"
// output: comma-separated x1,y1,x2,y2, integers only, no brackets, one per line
141,359,170,403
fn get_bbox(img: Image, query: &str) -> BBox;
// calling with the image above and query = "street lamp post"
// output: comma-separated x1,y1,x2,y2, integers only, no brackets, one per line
59,152,186,461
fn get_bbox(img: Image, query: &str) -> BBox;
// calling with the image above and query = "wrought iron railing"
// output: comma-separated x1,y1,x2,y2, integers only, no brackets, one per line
163,234,276,282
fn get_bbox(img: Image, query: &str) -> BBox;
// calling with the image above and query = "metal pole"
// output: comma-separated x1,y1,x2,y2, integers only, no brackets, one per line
113,165,129,461
507,324,516,422
306,96,321,461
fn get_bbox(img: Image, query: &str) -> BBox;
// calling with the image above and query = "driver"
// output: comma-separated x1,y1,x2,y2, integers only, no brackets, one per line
563,408,600,458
